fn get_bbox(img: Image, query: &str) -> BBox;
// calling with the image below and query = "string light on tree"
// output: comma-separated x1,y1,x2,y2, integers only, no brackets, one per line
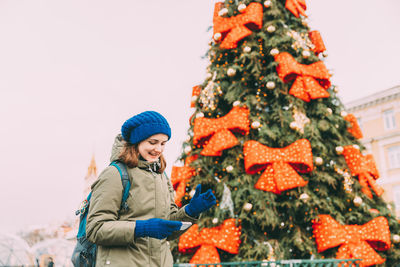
326,108,333,115
343,172,354,193
199,72,222,110
212,218,219,224
393,234,400,243
340,111,348,117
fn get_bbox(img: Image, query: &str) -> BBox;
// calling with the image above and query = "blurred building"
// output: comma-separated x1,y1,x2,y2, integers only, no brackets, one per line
345,85,400,216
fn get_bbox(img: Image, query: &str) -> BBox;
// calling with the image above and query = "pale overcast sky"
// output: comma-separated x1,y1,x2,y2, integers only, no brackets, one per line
0,0,399,234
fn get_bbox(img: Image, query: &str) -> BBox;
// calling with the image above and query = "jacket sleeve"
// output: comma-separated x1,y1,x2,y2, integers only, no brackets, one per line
86,166,136,246
165,174,198,241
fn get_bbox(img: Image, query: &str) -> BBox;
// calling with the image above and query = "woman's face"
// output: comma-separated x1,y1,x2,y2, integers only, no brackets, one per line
138,133,169,162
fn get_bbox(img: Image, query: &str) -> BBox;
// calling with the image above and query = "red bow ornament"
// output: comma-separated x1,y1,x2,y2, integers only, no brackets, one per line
285,0,307,18
313,215,391,267
309,31,326,55
193,107,250,156
171,155,198,207
344,114,363,139
243,139,313,193
191,86,201,108
275,52,331,102
213,2,263,49
343,146,383,198
179,219,241,265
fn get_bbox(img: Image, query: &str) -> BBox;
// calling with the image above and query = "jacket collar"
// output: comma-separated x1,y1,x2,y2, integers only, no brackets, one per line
138,159,161,173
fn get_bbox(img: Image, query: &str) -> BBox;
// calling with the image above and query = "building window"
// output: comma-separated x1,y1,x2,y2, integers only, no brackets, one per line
383,109,396,130
394,185,400,211
388,146,400,169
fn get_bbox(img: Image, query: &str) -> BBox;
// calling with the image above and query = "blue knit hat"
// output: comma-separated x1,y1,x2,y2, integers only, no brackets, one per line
121,111,171,144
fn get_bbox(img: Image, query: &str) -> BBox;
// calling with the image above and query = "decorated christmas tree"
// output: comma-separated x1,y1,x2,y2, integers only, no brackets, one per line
170,0,400,266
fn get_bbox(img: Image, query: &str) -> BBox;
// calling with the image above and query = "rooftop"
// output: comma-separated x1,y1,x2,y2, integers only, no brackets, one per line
345,85,400,112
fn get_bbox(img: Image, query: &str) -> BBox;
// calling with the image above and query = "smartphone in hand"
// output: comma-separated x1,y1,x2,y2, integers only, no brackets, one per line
180,222,192,231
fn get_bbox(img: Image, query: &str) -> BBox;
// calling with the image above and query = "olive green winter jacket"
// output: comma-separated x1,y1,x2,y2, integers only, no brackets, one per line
86,134,197,267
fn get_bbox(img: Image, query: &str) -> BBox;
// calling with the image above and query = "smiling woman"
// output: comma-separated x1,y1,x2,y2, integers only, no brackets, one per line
84,111,216,267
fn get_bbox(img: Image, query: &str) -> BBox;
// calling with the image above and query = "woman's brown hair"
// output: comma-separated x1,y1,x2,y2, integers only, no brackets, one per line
118,141,166,173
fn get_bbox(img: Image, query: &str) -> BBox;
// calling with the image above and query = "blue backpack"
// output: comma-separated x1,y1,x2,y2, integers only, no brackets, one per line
71,161,131,267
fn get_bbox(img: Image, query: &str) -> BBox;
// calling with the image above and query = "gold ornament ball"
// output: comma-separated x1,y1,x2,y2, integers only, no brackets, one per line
238,4,247,12
315,157,323,166
264,0,272,8
196,112,204,118
227,68,236,77
251,121,261,129
233,100,241,107
340,111,348,117
353,196,363,207
333,86,339,93
226,165,234,173
266,25,276,33
243,202,253,211
218,8,228,17
270,48,279,56
393,234,400,243
266,81,276,89
289,121,298,130
326,108,333,115
243,46,252,53
299,193,310,201
213,32,222,42
184,146,192,154
206,72,213,79
191,95,198,102
185,135,191,142
335,146,344,154
302,50,311,58
212,218,219,224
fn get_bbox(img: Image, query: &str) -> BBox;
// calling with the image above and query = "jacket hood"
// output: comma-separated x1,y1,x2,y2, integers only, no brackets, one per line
110,134,125,162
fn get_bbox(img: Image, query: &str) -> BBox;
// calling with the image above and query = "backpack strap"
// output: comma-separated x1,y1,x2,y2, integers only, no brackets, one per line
110,161,131,212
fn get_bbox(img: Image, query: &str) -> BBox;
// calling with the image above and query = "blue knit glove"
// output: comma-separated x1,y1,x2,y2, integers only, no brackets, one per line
134,218,182,239
185,184,217,217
